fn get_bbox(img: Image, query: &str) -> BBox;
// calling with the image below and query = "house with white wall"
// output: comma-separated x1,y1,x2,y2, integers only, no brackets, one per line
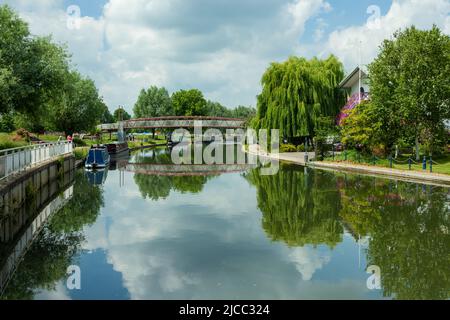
337,66,370,125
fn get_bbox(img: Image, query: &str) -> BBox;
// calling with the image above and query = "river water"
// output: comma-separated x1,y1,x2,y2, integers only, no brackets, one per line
1,147,449,300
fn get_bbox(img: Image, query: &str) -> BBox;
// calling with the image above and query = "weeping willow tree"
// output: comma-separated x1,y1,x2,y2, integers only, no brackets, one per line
255,55,346,139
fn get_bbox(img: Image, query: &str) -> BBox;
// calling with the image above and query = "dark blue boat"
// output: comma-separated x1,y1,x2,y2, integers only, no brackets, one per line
85,145,111,169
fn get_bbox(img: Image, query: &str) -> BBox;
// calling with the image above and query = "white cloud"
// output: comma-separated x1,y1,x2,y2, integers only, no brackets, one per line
288,247,331,281
3,0,330,112
323,0,450,71
3,0,449,113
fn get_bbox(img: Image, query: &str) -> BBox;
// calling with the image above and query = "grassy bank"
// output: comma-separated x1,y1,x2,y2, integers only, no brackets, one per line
323,150,450,175
0,132,29,150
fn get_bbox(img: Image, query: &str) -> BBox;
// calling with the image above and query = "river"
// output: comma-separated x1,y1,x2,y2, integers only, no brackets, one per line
0,146,448,300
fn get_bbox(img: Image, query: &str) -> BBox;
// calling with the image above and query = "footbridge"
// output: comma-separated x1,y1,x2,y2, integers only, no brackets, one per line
97,116,246,132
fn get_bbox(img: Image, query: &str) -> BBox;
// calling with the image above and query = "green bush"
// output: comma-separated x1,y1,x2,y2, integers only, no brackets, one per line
73,138,86,146
296,144,305,152
280,143,297,153
73,147,89,160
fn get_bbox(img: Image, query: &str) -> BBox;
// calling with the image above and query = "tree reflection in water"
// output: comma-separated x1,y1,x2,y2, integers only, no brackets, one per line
245,164,343,248
1,171,104,299
132,147,224,200
246,164,450,299
339,176,450,300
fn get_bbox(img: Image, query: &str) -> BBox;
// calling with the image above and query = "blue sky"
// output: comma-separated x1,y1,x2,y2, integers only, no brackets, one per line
2,0,449,112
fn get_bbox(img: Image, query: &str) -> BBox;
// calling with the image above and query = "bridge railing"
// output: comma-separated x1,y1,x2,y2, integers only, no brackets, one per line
0,141,73,181
97,117,246,131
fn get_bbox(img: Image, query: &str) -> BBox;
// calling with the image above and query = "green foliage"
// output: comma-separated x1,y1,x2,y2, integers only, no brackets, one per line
133,86,173,118
280,143,297,153
172,89,207,116
0,111,15,132
47,71,107,134
0,5,70,116
341,101,383,153
113,107,131,121
254,55,346,139
232,105,256,119
368,25,450,153
73,147,89,160
100,105,114,124
0,132,27,150
0,5,107,134
206,100,232,117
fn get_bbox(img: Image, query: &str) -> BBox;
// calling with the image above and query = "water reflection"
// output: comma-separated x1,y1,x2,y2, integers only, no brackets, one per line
337,175,450,300
0,170,104,299
245,165,343,248
86,169,109,186
0,147,448,299
246,163,450,299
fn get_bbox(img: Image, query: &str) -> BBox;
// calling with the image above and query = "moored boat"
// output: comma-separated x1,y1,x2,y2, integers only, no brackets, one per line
106,141,129,155
85,145,111,169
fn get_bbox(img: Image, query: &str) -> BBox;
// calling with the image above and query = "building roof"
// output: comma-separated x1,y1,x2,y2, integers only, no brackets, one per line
339,66,368,89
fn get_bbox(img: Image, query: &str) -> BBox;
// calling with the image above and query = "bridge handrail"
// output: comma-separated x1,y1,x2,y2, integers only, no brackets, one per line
0,141,73,181
97,116,246,131
126,116,246,122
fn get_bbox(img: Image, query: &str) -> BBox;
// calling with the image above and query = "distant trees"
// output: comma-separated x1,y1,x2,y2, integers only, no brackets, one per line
133,86,173,118
206,101,232,117
254,55,346,140
232,105,256,119
172,89,208,116
113,107,131,122
132,86,256,121
100,106,115,124
0,5,111,134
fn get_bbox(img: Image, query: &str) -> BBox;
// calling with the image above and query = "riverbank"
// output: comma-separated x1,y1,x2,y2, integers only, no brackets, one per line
310,161,450,187
246,145,450,187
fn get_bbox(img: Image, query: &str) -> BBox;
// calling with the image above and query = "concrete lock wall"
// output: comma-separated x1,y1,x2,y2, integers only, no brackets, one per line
0,155,75,242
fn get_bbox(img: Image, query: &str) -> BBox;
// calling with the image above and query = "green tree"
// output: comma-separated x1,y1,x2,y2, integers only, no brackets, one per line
0,6,70,117
206,100,232,117
172,89,207,116
232,106,256,119
47,71,106,134
340,101,382,153
113,107,131,122
100,104,114,124
369,26,450,157
254,55,346,140
0,111,15,132
133,86,173,118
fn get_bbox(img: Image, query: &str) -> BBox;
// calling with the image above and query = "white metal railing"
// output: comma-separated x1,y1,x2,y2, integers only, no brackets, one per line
0,141,73,181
